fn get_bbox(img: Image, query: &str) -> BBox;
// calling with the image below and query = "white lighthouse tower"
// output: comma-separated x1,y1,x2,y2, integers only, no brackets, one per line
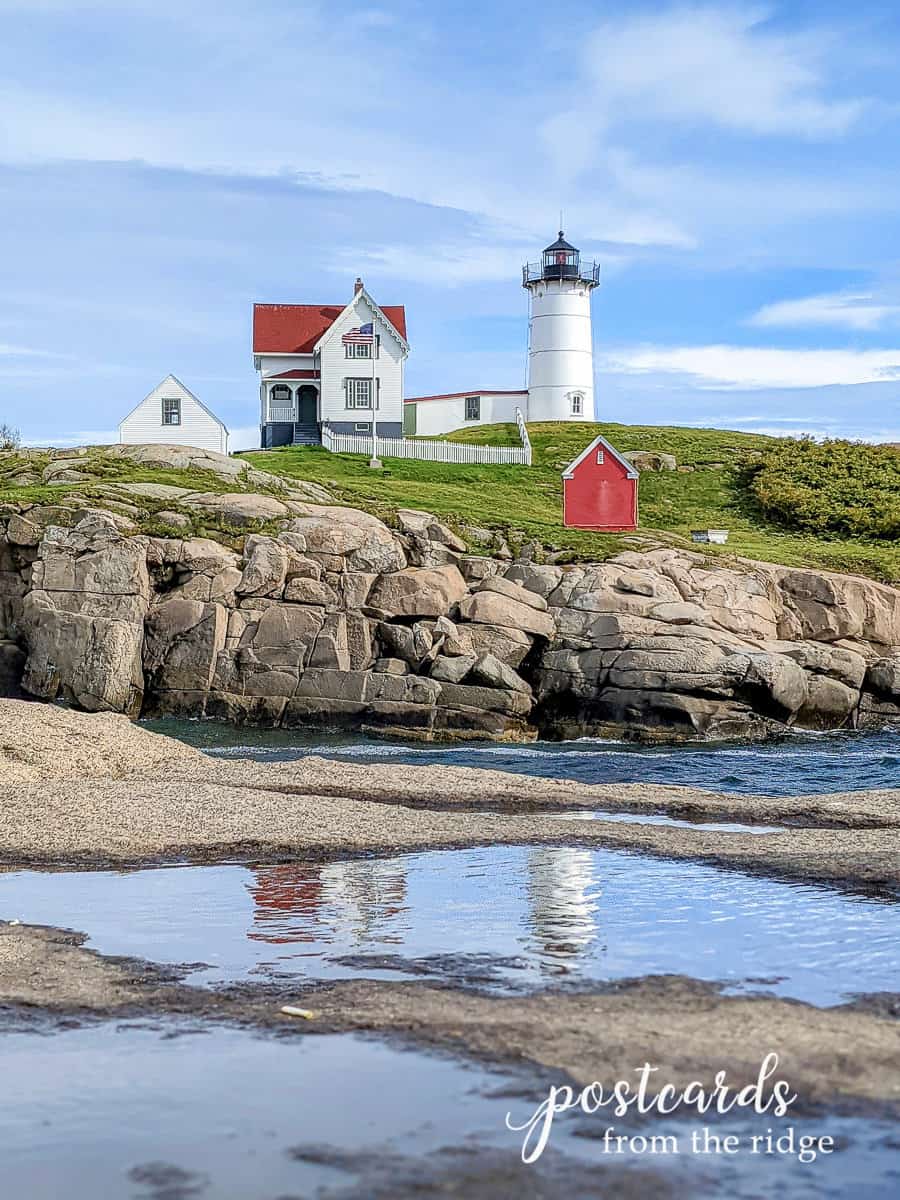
523,231,600,422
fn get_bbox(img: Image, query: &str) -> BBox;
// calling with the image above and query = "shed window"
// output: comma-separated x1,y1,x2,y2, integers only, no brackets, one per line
465,395,481,420
570,393,583,416
162,397,181,426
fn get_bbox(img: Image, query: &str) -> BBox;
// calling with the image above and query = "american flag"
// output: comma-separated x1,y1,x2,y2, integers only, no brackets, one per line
342,322,374,345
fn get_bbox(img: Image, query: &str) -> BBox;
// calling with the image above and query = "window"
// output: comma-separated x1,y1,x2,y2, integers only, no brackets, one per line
465,395,481,421
570,393,583,416
344,377,380,409
162,397,181,426
344,336,380,359
354,422,372,432
268,385,293,420
596,450,604,464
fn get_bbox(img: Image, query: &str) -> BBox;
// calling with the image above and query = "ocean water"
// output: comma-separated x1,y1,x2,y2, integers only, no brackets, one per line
148,719,900,796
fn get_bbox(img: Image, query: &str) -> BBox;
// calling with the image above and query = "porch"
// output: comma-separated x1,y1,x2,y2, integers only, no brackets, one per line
262,380,321,447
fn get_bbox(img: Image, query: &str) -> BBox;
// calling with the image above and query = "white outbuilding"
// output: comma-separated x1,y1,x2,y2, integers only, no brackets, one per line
119,375,229,454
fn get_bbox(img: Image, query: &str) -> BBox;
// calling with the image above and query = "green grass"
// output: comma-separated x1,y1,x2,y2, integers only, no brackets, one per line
243,422,900,583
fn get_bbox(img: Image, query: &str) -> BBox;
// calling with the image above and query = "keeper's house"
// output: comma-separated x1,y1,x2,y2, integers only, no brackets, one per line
253,279,408,448
118,374,229,454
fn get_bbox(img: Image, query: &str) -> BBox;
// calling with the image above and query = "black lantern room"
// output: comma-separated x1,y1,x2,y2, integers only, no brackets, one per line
522,231,600,288
542,231,579,279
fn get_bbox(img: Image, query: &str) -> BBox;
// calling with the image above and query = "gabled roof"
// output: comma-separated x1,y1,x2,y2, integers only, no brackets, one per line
118,374,228,432
561,434,638,480
253,302,407,354
405,389,527,404
313,287,409,355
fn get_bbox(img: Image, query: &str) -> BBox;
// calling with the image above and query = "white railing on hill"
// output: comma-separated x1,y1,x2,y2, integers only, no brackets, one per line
515,407,532,461
321,415,533,466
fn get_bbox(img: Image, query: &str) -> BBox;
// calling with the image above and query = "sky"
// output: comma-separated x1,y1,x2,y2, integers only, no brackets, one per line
1,0,899,450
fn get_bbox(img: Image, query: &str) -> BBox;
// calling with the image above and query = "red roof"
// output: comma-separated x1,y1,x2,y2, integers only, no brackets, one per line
404,389,527,404
253,303,407,354
267,368,320,380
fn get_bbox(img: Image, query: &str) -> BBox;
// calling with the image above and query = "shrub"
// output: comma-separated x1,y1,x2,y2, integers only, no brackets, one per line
743,437,900,540
0,423,20,451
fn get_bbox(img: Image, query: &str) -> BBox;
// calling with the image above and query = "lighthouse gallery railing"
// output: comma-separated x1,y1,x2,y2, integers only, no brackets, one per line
522,260,600,285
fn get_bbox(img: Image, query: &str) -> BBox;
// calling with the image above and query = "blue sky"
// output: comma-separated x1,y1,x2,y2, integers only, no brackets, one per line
1,0,899,448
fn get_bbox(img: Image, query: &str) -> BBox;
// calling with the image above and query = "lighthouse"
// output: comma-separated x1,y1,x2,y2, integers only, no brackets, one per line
522,231,600,422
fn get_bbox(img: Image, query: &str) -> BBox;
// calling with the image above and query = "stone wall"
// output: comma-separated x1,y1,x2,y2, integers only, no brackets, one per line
2,499,899,740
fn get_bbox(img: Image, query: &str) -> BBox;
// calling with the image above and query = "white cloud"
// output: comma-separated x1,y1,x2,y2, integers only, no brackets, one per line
0,343,68,358
340,240,536,287
9,3,858,255
23,429,117,447
581,5,864,138
748,291,900,331
600,344,900,389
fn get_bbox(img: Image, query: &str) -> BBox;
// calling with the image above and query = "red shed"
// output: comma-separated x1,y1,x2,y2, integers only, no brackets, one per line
562,435,638,531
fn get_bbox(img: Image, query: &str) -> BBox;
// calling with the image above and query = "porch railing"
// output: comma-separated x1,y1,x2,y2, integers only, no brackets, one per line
267,401,296,422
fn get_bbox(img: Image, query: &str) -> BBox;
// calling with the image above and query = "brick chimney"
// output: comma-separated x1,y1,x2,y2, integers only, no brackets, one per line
354,277,364,295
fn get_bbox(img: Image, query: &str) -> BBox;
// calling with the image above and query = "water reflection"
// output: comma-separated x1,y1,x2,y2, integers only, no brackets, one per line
318,859,408,943
2,849,895,1003
247,864,324,945
524,848,600,963
247,852,598,969
247,859,408,947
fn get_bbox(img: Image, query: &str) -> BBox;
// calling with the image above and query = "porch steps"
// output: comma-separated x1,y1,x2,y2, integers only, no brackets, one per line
292,423,321,446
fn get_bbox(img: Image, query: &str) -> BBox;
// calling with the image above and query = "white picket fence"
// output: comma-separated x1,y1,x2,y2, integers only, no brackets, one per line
321,410,532,466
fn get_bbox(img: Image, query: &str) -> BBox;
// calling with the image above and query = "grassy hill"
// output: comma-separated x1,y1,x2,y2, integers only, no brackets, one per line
245,422,900,583
1,425,895,583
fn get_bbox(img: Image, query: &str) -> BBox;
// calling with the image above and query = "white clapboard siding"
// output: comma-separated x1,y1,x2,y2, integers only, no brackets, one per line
119,375,229,455
410,391,528,437
322,426,532,465
318,294,404,426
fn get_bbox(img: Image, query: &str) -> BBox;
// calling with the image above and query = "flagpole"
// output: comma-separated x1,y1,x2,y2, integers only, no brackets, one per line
368,315,381,469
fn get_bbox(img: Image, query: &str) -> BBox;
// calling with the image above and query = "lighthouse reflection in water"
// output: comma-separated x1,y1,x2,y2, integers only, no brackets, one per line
523,848,601,965
246,847,600,980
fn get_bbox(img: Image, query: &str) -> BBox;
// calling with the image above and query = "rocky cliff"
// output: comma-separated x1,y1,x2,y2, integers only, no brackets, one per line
2,477,900,741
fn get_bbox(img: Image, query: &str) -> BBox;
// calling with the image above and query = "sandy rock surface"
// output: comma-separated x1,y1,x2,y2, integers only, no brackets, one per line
0,698,201,784
0,702,896,890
